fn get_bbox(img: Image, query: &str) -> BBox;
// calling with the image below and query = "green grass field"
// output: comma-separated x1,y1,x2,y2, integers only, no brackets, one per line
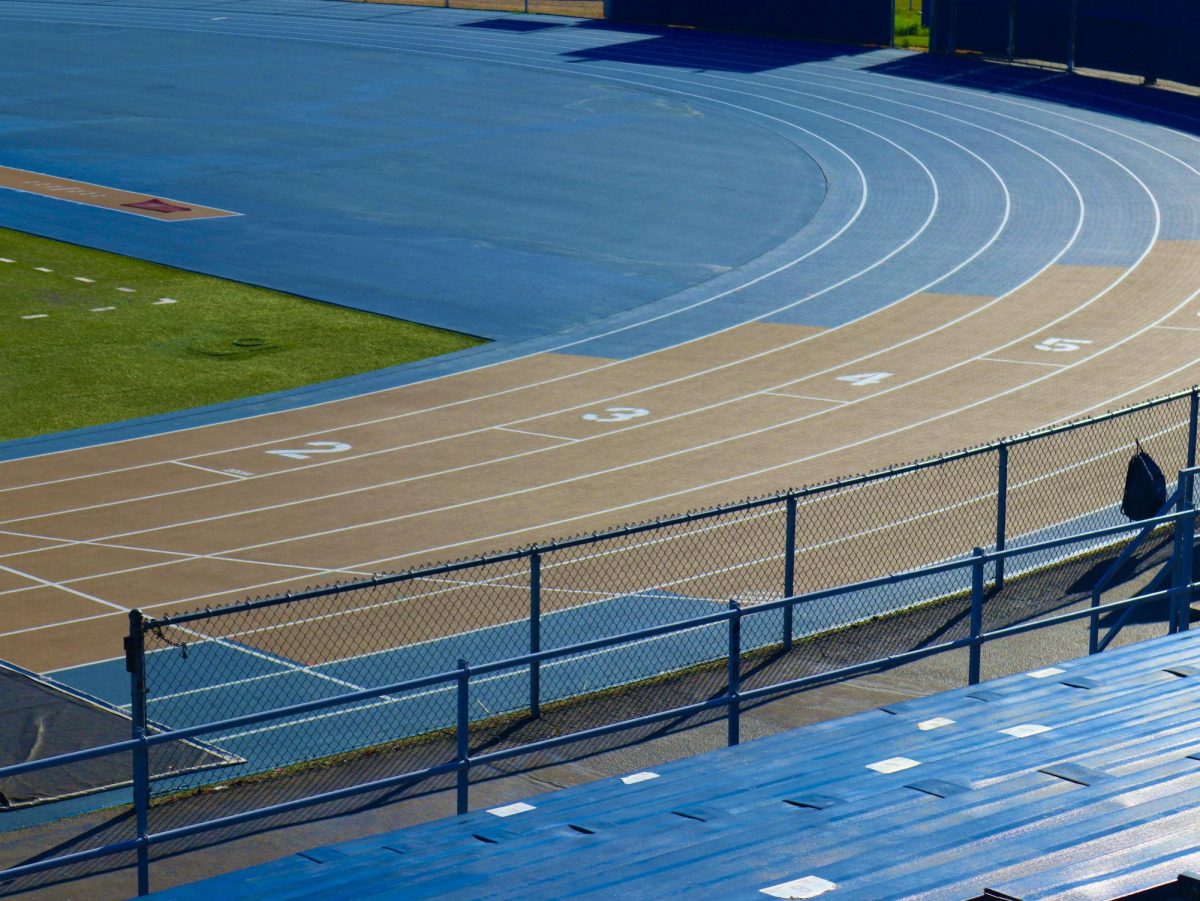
894,0,929,49
0,228,485,442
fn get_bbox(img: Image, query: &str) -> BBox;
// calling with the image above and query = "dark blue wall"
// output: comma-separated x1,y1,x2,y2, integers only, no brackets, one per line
607,0,895,47
941,0,1200,88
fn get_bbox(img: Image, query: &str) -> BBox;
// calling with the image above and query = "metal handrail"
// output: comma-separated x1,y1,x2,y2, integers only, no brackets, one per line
3,500,1197,894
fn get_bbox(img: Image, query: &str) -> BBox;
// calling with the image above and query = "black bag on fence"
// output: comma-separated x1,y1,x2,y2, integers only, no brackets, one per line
1122,442,1167,521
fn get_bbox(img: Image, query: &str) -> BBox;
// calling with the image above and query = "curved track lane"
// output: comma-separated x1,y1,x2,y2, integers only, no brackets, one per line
2,1,1200,673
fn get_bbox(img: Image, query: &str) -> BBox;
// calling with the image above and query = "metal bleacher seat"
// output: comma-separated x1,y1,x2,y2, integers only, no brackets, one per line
149,629,1200,900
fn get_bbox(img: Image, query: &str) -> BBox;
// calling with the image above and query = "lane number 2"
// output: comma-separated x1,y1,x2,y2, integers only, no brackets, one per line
582,407,650,423
836,372,893,387
266,440,353,461
1035,337,1093,352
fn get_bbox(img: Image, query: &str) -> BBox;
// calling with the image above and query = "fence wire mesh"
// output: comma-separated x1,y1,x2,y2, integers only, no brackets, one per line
134,388,1198,811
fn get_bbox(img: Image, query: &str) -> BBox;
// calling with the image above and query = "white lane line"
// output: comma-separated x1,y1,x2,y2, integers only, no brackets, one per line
0,42,877,483
760,391,847,404
74,276,95,283
33,266,52,273
173,460,253,480
494,426,579,443
20,314,48,320
90,306,116,313
3,53,1103,543
983,356,1068,369
154,298,178,305
0,560,126,611
2,19,1180,614
1155,324,1200,333
116,286,135,293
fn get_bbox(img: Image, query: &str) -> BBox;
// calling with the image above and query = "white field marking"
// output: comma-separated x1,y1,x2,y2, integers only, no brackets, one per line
0,31,1171,602
493,426,578,443
0,560,126,611
1,104,993,539
154,298,177,305
0,40,1171,607
20,314,48,320
2,401,1146,631
760,391,847,405
209,615,726,742
0,257,13,263
0,59,1108,592
116,287,135,293
33,267,52,272
161,80,1166,571
74,276,95,283
4,61,1116,564
983,356,1068,369
90,307,116,313
173,460,252,480
0,532,375,601
0,26,1058,529
0,51,878,484
1155,324,1200,333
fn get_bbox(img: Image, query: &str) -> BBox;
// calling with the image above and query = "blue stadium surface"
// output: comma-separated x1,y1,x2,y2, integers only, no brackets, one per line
149,628,1200,900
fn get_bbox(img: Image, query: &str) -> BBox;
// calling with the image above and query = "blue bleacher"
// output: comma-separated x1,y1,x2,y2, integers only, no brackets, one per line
149,630,1200,900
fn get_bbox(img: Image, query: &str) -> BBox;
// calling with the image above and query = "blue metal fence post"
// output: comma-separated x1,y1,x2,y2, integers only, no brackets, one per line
456,659,470,815
530,552,541,719
125,610,150,896
727,601,741,747
1188,387,1198,470
995,442,1009,591
969,548,985,685
1172,472,1196,634
783,496,797,650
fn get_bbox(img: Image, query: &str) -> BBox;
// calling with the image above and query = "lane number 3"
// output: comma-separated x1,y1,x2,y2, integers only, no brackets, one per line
582,407,650,423
266,440,353,461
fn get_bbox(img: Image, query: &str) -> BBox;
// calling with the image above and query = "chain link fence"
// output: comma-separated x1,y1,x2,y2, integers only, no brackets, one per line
130,387,1197,833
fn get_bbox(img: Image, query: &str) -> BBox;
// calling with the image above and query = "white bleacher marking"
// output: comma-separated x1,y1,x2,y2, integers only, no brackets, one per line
1000,723,1051,738
761,875,837,898
488,801,535,818
866,757,920,774
917,717,955,731
1027,667,1065,678
621,772,659,785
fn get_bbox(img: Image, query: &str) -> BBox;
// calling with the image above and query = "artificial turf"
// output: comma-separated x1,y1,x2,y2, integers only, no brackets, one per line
0,227,485,442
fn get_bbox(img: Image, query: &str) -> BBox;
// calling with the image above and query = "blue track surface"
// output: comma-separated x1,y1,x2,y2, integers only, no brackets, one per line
3,1,1200,463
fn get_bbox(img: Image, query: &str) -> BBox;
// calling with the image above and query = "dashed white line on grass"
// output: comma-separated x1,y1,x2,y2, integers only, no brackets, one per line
91,307,116,313
74,276,95,283
20,314,48,320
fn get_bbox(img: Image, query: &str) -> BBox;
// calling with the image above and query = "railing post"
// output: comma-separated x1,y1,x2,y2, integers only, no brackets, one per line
456,659,470,815
125,610,150,897
529,552,541,719
1067,0,1078,72
995,442,1009,592
1172,472,1196,634
1187,387,1198,471
727,601,741,747
783,495,797,650
969,548,985,685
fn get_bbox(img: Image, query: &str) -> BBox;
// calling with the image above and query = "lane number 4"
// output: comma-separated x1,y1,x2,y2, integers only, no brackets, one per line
266,440,353,461
1035,337,1093,352
582,407,650,423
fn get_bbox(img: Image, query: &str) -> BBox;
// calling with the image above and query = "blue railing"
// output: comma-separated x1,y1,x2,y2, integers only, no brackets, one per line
2,468,1196,897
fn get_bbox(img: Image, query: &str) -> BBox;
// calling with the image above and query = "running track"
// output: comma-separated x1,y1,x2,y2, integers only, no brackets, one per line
3,0,1200,688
